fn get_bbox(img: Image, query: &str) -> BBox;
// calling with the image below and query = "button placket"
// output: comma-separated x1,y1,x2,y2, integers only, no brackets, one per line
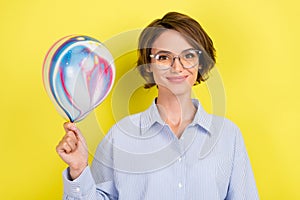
75,187,80,192
178,182,183,188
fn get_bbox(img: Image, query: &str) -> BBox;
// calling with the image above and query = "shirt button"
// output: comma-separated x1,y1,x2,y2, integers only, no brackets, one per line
75,187,80,192
178,157,182,162
178,182,183,188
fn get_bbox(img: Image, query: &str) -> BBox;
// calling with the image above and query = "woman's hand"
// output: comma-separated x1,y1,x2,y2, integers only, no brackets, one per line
56,122,88,180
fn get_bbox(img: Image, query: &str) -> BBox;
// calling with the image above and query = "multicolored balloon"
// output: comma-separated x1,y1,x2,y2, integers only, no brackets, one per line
43,35,115,122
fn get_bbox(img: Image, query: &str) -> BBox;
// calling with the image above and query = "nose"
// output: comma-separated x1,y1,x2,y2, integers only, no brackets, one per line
171,56,184,72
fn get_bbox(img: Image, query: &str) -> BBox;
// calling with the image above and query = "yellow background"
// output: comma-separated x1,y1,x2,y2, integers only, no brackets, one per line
0,0,299,199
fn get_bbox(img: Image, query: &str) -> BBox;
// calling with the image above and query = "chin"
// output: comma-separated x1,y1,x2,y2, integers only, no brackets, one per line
159,84,192,97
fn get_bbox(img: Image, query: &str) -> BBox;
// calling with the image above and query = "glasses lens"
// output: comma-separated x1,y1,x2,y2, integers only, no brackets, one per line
180,50,199,68
151,49,200,69
154,53,172,69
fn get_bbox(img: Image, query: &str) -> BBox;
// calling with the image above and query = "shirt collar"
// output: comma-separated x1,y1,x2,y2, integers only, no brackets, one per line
140,98,213,136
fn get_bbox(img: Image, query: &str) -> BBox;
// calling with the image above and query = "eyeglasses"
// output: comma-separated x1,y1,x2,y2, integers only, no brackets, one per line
150,49,202,70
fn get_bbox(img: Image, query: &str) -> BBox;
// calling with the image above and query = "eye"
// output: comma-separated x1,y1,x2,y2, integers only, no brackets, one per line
183,52,196,59
156,54,170,61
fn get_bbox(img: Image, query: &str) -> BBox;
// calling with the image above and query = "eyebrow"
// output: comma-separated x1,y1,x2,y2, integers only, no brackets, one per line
152,48,195,55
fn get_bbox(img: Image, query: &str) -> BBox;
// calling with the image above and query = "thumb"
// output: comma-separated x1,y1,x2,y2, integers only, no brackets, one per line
68,124,87,149
63,122,87,146
72,125,85,139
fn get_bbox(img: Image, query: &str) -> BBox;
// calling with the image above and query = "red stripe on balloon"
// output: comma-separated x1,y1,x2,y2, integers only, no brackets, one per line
59,67,74,106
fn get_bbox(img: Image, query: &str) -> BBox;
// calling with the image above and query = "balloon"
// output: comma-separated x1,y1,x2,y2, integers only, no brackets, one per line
43,35,115,122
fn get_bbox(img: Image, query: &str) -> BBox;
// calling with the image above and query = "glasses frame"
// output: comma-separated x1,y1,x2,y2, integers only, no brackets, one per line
149,48,202,70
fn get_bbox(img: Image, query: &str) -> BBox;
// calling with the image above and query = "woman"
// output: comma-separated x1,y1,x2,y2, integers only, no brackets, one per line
56,12,259,199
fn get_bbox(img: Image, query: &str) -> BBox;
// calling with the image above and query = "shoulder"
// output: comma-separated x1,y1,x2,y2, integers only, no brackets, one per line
216,115,240,134
209,114,242,141
193,98,240,137
198,113,243,158
115,112,142,128
107,111,144,138
108,101,156,137
197,106,241,138
97,111,145,155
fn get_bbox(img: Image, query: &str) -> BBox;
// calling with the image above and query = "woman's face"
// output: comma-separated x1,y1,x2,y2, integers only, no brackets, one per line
150,29,199,96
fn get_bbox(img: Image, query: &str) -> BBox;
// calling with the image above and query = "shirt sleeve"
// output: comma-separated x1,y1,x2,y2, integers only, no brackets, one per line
226,129,260,200
62,128,118,200
62,166,114,200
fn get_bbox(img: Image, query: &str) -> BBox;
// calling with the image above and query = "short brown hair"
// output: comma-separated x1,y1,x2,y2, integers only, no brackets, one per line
137,12,216,88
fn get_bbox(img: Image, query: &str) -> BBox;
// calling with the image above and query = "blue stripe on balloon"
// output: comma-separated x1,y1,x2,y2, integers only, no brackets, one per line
49,36,100,122
49,38,76,121
48,35,111,122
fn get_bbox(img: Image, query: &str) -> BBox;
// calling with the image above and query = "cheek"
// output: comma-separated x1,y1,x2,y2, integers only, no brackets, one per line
152,73,165,86
187,69,199,85
151,68,165,82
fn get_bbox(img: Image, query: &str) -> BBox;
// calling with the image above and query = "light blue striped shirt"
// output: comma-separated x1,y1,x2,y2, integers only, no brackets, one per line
63,99,259,199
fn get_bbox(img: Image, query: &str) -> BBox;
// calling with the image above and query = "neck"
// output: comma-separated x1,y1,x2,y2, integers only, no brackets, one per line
156,87,196,127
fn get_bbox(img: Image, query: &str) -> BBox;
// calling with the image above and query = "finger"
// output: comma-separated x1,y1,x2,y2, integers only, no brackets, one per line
64,131,77,150
56,141,72,154
67,125,86,144
63,122,87,149
63,142,72,153
65,130,77,141
63,122,76,132
75,129,86,144
64,123,82,138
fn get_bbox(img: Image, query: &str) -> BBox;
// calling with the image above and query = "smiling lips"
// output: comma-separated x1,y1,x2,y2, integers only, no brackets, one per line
166,75,188,83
